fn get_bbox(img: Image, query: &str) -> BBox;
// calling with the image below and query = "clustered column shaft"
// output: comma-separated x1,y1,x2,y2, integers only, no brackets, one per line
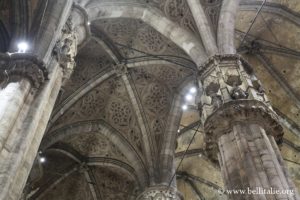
0,79,31,151
199,54,299,200
0,14,77,200
0,55,47,152
0,55,48,200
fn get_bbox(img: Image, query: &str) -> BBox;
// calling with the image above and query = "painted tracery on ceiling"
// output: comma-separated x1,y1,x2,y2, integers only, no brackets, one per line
33,165,137,200
158,0,199,34
56,38,114,103
93,18,190,58
89,166,138,199
63,133,129,163
129,64,193,150
19,0,300,199
50,75,144,156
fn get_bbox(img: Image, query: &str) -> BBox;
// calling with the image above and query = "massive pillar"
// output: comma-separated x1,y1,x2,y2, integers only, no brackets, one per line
199,55,299,200
0,54,47,153
0,14,77,199
0,55,46,152
0,54,48,200
137,186,183,200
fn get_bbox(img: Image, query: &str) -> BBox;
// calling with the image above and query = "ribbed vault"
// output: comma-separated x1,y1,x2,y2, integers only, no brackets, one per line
17,0,300,199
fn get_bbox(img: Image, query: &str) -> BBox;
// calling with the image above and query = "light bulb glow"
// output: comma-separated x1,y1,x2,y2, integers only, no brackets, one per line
87,21,91,25
17,42,28,53
185,94,193,101
39,157,46,163
189,87,197,94
182,105,188,110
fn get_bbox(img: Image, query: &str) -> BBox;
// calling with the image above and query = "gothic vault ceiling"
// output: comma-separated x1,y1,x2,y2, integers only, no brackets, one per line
8,0,299,199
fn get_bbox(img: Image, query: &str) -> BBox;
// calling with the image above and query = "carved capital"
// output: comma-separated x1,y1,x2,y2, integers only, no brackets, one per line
204,100,283,162
199,55,283,162
0,53,47,88
199,55,270,122
53,16,77,81
137,186,183,200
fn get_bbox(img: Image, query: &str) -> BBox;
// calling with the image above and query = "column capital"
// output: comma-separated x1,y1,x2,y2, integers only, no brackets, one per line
198,54,253,75
137,186,183,200
204,100,283,162
198,54,283,162
0,53,48,88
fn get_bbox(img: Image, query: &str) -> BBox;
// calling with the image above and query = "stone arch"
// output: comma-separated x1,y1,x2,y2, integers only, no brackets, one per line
73,1,208,66
32,162,140,200
41,119,149,187
159,76,198,184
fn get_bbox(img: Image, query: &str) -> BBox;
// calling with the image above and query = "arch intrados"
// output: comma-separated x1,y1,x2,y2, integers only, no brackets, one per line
76,3,207,66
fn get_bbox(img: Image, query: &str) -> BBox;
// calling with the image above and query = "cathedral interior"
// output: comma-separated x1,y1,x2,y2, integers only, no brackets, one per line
0,0,300,199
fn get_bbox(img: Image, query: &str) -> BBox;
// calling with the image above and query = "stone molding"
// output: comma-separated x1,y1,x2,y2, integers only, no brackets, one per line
0,53,47,88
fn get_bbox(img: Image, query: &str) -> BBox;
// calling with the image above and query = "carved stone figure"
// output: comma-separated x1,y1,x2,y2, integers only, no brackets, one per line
53,16,77,81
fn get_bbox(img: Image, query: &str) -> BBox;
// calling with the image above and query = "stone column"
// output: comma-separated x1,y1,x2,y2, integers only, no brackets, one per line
0,55,47,200
0,80,31,150
0,54,47,152
199,55,299,200
0,15,77,200
136,186,183,200
268,135,299,199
